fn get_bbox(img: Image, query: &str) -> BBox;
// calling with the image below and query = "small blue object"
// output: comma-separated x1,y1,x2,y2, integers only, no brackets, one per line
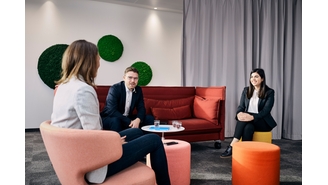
149,126,170,131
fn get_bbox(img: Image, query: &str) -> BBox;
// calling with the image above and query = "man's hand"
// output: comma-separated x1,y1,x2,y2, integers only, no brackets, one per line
237,112,254,122
129,118,141,128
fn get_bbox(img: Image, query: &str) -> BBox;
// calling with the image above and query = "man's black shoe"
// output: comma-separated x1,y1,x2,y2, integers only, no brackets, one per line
220,145,232,158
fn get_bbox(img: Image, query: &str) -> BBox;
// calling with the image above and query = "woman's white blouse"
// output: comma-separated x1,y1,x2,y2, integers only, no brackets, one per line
247,90,259,114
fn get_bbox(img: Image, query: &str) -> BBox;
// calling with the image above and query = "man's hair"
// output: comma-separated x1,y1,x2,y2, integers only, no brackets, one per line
124,66,139,75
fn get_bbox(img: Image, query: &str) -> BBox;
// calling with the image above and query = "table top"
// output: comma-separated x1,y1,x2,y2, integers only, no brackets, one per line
141,125,185,133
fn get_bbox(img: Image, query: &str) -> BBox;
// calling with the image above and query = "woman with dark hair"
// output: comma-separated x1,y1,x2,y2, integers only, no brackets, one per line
220,68,277,158
51,40,171,184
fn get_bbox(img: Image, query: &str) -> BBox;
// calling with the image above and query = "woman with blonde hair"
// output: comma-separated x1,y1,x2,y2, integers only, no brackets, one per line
51,40,171,184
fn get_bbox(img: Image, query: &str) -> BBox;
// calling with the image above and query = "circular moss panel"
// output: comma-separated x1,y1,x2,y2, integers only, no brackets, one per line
131,61,152,86
97,35,124,62
37,44,68,89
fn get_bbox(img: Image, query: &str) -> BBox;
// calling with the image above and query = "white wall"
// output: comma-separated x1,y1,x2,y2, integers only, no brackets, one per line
25,0,183,128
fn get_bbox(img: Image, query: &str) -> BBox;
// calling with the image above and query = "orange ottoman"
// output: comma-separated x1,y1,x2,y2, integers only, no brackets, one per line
232,141,280,185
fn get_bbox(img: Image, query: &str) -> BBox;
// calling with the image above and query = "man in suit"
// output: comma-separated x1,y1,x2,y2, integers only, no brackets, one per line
100,66,154,132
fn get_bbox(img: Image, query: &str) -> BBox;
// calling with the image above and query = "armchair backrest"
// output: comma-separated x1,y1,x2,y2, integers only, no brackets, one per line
40,120,122,185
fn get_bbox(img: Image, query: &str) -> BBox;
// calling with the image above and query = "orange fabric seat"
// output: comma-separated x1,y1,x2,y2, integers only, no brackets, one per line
232,141,280,185
40,120,156,185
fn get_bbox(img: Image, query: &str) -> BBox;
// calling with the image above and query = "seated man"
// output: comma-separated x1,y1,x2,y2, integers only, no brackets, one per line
100,66,154,132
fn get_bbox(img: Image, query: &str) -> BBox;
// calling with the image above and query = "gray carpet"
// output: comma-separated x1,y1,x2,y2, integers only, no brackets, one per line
25,130,302,185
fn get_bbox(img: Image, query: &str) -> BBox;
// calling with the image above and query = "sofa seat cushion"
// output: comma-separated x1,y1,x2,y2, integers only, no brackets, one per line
151,105,192,120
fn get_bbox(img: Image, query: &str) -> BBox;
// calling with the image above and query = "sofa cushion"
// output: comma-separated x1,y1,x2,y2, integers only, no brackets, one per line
151,105,192,120
144,96,194,115
193,95,220,125
99,103,105,112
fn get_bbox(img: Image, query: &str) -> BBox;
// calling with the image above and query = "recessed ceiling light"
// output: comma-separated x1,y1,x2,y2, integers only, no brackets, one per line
154,7,157,9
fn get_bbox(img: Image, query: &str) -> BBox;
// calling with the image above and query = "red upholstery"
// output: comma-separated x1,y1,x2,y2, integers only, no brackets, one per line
95,86,111,111
193,95,220,124
144,96,194,115
196,86,226,141
95,85,226,142
151,105,192,120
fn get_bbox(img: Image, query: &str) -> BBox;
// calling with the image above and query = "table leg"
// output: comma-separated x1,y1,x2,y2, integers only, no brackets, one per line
146,153,151,167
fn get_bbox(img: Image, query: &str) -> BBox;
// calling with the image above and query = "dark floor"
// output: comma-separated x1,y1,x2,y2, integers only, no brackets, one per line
25,130,302,185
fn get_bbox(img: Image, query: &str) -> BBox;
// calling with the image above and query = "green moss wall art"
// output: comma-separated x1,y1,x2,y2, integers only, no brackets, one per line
97,35,124,62
131,61,152,86
37,44,68,89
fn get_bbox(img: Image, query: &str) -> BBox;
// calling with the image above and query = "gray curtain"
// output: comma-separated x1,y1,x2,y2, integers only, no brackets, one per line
182,0,302,140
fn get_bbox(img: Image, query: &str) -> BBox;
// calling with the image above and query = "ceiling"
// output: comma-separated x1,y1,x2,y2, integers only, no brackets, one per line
91,0,184,14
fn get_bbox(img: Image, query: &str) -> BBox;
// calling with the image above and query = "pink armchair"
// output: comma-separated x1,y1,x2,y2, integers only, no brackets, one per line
40,120,156,185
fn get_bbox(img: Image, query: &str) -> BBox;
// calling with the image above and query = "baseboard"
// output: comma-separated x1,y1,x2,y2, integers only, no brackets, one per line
25,128,40,132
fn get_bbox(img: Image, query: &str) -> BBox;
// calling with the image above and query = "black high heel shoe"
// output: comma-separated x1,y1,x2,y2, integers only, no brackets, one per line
220,145,232,158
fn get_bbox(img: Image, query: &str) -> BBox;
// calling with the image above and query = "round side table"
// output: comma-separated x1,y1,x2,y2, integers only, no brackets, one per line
141,125,185,140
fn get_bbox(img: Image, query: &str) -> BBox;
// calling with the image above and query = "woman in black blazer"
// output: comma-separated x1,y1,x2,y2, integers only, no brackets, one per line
220,68,277,158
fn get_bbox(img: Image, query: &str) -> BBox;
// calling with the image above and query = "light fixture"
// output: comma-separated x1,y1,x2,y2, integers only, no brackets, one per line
154,7,157,10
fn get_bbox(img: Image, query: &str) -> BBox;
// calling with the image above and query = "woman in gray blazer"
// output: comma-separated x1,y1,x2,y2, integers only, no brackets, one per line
51,40,170,184
220,68,277,158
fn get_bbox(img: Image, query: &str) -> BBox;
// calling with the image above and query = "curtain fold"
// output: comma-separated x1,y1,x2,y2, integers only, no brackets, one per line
182,0,302,139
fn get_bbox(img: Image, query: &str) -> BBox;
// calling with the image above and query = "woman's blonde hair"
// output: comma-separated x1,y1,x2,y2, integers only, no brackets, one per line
56,40,98,87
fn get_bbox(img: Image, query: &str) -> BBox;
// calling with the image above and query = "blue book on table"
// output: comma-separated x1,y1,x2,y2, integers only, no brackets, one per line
149,126,170,131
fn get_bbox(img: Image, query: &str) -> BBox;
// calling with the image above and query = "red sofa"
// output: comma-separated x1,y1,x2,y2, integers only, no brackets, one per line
96,85,226,148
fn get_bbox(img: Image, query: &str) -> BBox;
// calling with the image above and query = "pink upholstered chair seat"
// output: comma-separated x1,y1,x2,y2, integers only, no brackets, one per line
40,120,156,185
97,162,155,185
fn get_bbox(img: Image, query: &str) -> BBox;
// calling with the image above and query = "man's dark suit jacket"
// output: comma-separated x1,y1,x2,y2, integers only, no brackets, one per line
100,81,146,126
236,86,277,129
